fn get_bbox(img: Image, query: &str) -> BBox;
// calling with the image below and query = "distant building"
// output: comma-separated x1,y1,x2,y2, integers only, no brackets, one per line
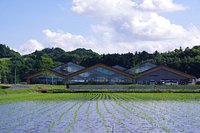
27,62,196,85
66,64,134,84
27,63,135,84
27,62,84,84
27,69,66,85
135,65,196,85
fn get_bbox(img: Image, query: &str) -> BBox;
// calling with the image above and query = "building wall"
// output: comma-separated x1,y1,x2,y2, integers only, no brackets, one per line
68,66,133,84
30,73,65,85
136,69,189,84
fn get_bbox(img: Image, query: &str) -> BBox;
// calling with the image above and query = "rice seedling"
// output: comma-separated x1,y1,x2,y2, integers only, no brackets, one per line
85,93,99,130
66,102,84,133
118,94,187,132
96,93,110,133
102,94,129,133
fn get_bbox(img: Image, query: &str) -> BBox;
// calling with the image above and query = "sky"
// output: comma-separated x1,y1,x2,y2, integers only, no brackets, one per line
0,0,200,55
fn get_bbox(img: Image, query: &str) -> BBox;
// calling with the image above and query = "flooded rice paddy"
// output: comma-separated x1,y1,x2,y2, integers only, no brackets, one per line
0,93,200,133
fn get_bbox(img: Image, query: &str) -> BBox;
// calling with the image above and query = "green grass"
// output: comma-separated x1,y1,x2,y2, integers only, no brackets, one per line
122,93,200,100
1,93,200,102
0,84,67,95
33,84,66,90
0,84,12,87
0,93,90,102
2,84,200,94
0,89,33,95
1,84,200,102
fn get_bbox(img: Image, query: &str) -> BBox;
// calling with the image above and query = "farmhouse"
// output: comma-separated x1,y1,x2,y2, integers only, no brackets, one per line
27,62,196,85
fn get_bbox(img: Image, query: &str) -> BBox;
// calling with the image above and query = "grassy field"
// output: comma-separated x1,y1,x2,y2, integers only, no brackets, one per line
0,84,200,102
1,92,200,102
0,84,65,95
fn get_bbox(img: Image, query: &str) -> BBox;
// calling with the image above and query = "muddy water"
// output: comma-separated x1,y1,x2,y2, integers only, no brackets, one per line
0,100,200,133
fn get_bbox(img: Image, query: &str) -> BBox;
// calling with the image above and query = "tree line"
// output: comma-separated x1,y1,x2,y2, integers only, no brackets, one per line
0,44,200,83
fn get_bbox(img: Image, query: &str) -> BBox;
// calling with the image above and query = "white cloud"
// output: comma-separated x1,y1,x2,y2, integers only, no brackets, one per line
70,0,200,53
19,40,44,55
18,0,200,54
42,29,97,51
72,0,136,18
139,0,187,12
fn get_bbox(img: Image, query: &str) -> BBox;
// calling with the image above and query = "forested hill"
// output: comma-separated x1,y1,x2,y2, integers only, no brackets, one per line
0,44,200,83
0,44,20,58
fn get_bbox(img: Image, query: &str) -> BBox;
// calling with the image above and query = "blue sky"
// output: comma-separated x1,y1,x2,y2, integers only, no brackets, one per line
161,0,200,27
0,0,200,54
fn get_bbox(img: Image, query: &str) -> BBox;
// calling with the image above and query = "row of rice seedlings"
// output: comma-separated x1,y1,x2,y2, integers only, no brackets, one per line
118,93,184,132
6,101,61,132
122,93,179,114
0,102,30,118
86,101,91,129
65,102,85,133
108,94,145,132
96,93,110,133
0,102,37,129
119,94,168,119
48,102,81,131
115,94,158,124
103,94,120,124
45,102,75,132
161,125,171,133
86,93,99,129
110,94,160,132
146,100,187,128
65,93,98,133
57,94,87,120
120,94,182,133
102,94,128,133
125,93,184,119
3,101,40,117
116,94,164,118
115,94,172,133
13,101,67,132
118,94,171,117
49,93,97,132
19,94,84,132
57,99,88,127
